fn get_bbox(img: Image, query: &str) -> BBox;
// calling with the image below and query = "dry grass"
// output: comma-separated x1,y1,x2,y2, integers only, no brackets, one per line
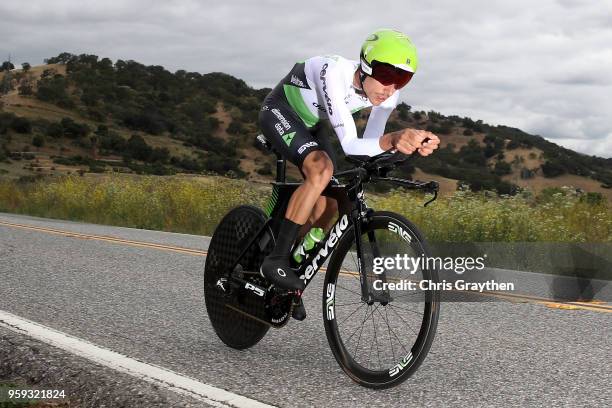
501,147,544,168
412,167,458,196
211,102,232,141
438,131,486,151
503,173,612,202
0,175,609,242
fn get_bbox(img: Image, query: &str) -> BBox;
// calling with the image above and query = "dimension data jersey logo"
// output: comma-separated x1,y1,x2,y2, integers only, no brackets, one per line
290,75,306,88
282,131,296,146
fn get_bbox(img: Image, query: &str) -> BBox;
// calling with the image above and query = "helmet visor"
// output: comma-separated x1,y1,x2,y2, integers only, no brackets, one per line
371,61,414,89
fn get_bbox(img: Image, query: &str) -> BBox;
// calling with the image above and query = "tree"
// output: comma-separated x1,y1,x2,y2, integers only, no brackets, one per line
397,102,411,112
60,118,90,139
18,84,33,95
397,102,411,121
1,61,15,71
150,147,170,163
124,134,153,161
541,160,566,177
21,62,31,72
46,122,63,138
494,161,512,176
10,117,32,134
45,52,76,64
226,120,244,135
32,135,45,147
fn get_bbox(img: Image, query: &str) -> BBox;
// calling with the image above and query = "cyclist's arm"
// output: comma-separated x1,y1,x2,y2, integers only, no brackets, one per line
321,63,385,156
362,91,399,141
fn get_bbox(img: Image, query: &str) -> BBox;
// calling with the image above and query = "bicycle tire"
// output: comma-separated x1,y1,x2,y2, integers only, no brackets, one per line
204,205,274,349
323,211,440,388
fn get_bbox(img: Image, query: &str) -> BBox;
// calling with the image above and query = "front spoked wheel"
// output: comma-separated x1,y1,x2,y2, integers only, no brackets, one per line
323,211,440,389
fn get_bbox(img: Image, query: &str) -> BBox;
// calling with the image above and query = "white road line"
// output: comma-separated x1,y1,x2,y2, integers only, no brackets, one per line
0,310,276,408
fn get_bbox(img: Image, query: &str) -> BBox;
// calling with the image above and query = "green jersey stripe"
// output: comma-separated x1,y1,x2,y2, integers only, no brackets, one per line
283,84,319,128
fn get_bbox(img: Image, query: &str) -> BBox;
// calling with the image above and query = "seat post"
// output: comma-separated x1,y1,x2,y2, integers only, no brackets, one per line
276,153,286,183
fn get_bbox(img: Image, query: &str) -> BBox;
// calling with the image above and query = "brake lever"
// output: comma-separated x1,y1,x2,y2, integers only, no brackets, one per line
424,190,437,207
423,181,439,207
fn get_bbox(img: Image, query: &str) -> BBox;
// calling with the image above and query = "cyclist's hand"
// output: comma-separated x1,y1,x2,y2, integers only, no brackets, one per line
417,132,440,157
392,129,440,156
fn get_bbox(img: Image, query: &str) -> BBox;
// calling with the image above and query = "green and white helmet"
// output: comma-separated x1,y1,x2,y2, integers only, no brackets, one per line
360,29,418,76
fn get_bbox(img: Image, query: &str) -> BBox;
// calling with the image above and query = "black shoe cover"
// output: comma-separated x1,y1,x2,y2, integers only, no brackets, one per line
292,298,306,321
260,254,305,291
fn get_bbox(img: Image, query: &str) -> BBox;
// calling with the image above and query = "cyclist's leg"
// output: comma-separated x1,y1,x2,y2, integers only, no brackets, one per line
299,124,339,234
258,96,333,290
284,150,334,224
300,196,338,236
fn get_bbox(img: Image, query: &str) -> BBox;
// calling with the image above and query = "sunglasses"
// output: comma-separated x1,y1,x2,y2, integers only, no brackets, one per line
370,61,414,89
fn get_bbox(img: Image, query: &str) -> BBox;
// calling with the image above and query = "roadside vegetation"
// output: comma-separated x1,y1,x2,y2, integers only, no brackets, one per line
372,186,611,242
0,175,609,242
0,175,266,235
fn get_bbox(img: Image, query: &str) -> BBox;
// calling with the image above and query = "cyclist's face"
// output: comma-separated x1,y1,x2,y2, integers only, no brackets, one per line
363,76,396,106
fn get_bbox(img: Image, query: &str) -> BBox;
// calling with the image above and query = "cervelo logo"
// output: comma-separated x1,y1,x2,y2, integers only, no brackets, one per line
303,214,349,283
325,283,335,320
244,282,265,297
298,141,318,154
388,222,412,243
319,63,333,116
389,352,413,377
290,75,305,88
271,108,291,130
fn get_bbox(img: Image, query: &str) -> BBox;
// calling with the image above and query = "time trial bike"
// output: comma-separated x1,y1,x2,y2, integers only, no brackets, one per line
204,134,440,389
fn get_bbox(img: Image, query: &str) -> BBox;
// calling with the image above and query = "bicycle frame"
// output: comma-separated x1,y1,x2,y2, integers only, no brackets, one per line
227,179,366,290
227,138,438,302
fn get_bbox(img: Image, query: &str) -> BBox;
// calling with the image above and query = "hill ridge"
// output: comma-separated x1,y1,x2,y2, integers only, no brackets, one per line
1,53,611,199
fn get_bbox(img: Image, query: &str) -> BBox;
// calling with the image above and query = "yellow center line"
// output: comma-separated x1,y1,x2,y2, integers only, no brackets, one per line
2,220,610,313
0,220,207,256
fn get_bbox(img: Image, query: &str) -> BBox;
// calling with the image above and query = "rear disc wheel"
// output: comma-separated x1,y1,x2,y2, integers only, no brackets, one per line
204,205,274,349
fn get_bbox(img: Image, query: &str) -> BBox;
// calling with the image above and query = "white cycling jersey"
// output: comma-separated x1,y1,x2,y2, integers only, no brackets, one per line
281,55,399,156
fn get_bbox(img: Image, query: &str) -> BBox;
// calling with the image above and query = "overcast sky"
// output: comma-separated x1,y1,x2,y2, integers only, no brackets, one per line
2,0,611,157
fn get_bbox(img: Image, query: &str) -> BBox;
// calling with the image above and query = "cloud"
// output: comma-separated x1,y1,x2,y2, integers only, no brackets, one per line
1,0,611,157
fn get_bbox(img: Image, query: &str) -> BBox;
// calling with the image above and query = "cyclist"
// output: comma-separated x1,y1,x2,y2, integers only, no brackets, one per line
258,29,440,313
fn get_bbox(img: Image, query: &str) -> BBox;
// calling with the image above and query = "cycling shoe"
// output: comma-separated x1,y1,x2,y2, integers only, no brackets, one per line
260,254,305,291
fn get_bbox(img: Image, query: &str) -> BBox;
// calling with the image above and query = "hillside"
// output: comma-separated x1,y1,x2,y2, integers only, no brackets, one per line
1,53,611,200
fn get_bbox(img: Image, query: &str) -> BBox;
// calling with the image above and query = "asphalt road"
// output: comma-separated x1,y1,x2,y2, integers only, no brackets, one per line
1,212,610,407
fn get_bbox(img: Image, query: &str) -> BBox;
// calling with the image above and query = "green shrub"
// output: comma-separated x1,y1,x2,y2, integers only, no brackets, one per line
11,117,32,134
32,134,45,147
494,161,512,176
542,160,566,177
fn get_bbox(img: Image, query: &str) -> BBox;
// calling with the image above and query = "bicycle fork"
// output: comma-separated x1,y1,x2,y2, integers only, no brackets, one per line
352,210,392,305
